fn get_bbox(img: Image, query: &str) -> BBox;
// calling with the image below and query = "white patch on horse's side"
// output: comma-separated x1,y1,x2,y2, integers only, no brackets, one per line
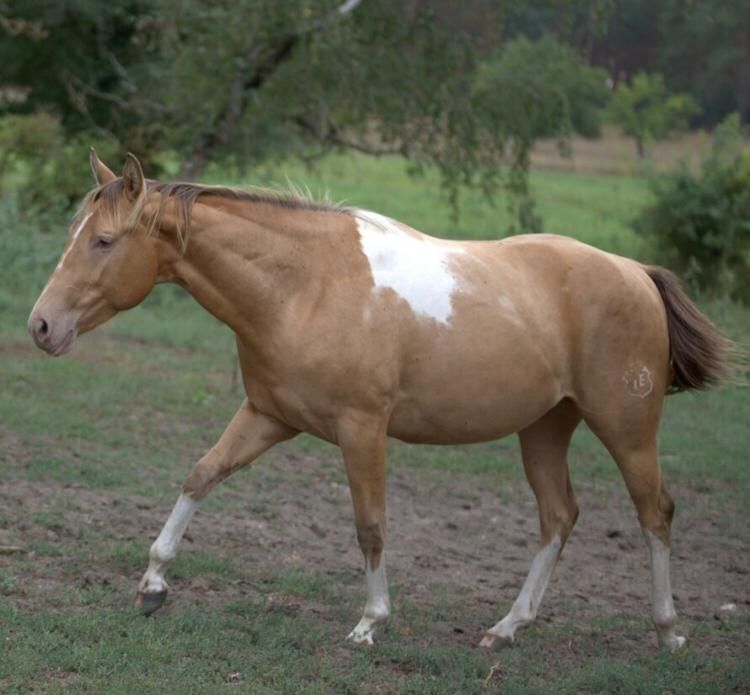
498,294,523,326
347,555,390,645
481,535,561,646
355,210,465,325
139,493,199,594
622,366,654,398
644,530,686,650
57,212,93,270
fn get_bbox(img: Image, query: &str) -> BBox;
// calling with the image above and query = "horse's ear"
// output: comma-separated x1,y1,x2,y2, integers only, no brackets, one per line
89,147,116,185
122,153,146,202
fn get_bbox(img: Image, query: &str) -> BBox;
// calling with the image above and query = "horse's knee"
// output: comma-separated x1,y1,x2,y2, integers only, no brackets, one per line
182,449,223,500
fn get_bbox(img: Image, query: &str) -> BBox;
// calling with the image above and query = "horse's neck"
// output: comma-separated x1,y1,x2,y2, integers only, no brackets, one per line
161,199,353,345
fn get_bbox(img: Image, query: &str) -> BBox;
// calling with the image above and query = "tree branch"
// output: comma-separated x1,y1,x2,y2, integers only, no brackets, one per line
307,0,363,32
180,0,364,178
295,116,407,156
69,75,170,114
105,50,138,94
0,14,48,41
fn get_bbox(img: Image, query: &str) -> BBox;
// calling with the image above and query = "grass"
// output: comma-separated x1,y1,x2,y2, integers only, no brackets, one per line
238,152,647,255
0,152,748,693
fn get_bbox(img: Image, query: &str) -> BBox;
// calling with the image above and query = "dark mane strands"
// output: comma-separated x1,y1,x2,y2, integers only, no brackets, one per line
80,178,348,253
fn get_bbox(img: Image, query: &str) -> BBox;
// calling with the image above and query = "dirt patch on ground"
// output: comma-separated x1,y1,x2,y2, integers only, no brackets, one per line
1,448,748,651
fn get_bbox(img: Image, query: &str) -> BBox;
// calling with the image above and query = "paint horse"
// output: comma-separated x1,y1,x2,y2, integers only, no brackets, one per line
28,151,730,650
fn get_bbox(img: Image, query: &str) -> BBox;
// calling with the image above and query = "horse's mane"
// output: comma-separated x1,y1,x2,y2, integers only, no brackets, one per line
74,178,349,253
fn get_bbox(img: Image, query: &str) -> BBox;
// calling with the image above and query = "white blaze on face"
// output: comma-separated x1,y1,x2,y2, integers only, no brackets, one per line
355,210,465,325
31,212,94,316
57,212,93,271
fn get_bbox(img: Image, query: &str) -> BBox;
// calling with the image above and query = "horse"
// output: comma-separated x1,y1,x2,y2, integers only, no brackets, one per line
28,150,731,650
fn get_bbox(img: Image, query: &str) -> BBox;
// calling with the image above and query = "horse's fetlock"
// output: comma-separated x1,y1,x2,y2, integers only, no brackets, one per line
150,541,175,564
654,607,677,630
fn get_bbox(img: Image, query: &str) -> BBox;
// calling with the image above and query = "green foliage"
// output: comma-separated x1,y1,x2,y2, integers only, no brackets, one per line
634,114,750,300
0,2,606,231
473,35,609,230
0,112,119,214
3,1,750,228
606,72,699,156
475,35,609,141
658,0,750,127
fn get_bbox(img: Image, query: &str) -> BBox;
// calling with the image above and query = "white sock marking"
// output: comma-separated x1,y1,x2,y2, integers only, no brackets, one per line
347,555,390,645
139,493,199,594
355,210,465,324
644,529,686,650
483,535,561,644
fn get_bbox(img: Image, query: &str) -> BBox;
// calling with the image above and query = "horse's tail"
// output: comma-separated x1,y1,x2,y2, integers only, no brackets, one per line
645,266,735,393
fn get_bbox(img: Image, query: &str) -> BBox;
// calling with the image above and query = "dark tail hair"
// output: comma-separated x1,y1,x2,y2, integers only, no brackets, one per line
645,266,734,393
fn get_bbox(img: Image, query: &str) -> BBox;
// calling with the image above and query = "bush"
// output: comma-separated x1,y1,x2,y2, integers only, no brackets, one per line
606,72,698,158
634,115,750,302
0,112,119,217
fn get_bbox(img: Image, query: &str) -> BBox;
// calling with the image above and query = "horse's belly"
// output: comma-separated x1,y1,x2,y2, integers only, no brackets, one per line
387,389,558,444
387,349,561,444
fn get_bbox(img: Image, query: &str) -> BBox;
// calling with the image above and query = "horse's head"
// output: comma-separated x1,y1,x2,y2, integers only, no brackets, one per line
28,150,159,356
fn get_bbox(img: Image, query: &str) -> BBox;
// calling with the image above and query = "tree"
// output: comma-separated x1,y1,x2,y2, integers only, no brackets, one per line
660,0,750,127
473,35,609,229
606,72,698,157
0,0,599,230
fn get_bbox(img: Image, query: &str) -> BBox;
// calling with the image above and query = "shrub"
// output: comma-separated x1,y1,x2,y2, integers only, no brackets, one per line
634,114,750,301
606,72,699,158
0,112,119,217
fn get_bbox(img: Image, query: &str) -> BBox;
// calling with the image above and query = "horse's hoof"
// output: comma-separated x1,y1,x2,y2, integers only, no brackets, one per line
663,634,687,652
478,631,513,650
136,590,168,616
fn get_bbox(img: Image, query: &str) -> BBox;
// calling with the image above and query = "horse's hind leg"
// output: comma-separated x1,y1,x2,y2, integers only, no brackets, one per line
480,398,581,649
589,420,686,650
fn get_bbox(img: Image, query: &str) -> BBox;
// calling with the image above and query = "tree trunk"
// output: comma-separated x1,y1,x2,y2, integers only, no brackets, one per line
178,62,248,180
636,136,646,158
176,2,364,179
738,29,750,126
178,143,214,181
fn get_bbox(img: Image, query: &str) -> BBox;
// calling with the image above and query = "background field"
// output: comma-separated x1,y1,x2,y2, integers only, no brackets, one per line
1,153,748,693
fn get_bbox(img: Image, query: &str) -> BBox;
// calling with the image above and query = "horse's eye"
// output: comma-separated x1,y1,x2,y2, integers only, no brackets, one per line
95,235,114,249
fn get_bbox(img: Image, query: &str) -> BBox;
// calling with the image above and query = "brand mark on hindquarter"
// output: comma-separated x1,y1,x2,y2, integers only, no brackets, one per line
622,366,654,398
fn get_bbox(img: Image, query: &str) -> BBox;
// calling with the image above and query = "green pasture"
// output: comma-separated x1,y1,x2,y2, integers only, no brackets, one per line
0,155,748,693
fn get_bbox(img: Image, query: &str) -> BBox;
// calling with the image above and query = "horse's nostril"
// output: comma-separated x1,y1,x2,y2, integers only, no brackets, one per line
38,318,49,336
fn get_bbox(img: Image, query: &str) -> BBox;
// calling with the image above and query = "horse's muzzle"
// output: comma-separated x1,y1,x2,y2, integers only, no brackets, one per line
27,312,77,356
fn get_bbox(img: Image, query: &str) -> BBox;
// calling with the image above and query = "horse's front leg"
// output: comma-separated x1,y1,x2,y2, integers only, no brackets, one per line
136,399,296,614
338,411,390,645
